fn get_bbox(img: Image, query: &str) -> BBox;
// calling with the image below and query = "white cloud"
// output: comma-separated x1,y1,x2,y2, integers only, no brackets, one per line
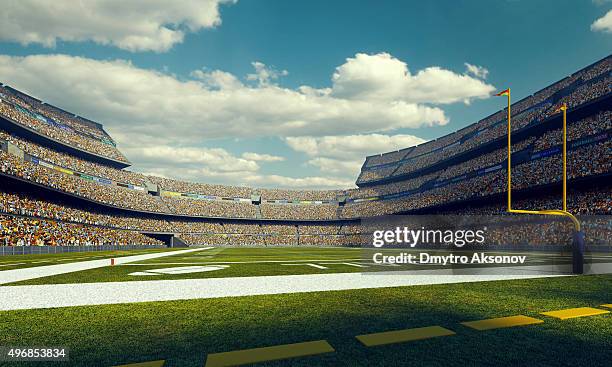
0,54,450,142
127,145,259,173
241,152,285,162
243,175,355,189
285,133,426,177
0,52,492,189
464,63,489,79
591,10,612,33
123,144,348,189
286,134,426,159
306,157,364,175
0,0,234,52
331,53,495,104
190,69,243,90
246,62,288,86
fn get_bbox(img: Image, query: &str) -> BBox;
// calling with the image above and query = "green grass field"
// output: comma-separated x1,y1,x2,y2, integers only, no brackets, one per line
5,246,611,286
0,275,610,366
0,248,178,271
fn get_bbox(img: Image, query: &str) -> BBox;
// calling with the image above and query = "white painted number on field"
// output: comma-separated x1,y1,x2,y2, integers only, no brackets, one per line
129,265,229,276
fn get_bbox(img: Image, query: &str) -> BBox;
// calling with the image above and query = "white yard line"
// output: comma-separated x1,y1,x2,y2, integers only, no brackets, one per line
281,263,329,269
0,264,595,311
120,258,364,266
0,248,212,285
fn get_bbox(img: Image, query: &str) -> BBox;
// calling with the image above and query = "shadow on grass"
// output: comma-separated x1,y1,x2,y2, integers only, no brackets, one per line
0,275,610,366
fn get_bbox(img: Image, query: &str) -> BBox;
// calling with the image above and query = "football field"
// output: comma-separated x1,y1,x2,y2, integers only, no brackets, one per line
0,247,611,366
4,246,612,286
0,272,610,366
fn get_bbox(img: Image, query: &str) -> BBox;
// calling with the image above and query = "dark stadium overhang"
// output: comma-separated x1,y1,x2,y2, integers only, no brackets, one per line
0,114,131,169
356,92,611,188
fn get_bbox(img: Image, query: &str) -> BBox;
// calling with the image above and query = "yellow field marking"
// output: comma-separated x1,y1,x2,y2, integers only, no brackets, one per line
541,307,609,320
204,340,334,367
113,360,165,367
356,326,455,347
600,304,612,309
461,315,543,331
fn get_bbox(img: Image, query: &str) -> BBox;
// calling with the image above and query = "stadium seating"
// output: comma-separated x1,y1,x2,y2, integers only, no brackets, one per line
357,56,611,185
0,55,609,248
0,87,128,163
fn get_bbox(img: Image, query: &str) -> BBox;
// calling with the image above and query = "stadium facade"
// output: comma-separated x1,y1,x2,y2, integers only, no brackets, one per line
0,55,610,249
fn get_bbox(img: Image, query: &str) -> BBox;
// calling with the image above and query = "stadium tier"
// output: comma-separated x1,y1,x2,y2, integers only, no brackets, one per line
358,56,610,184
0,85,130,167
0,55,610,247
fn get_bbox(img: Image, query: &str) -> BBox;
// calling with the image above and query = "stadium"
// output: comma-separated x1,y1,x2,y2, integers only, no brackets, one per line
0,53,610,366
0,2,611,365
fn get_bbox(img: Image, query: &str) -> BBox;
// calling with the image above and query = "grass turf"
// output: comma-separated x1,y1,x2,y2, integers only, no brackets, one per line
0,275,610,366
7,246,607,286
0,248,178,271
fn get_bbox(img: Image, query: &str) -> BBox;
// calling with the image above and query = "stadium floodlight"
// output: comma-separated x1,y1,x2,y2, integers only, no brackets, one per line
497,89,584,274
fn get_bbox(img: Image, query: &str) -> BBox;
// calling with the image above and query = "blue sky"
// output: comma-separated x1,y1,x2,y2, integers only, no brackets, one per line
0,0,610,189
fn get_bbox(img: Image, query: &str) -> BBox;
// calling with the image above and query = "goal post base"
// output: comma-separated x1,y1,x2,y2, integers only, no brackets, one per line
572,231,585,275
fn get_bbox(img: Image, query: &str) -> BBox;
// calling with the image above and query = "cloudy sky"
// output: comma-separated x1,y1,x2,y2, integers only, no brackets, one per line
0,1,610,189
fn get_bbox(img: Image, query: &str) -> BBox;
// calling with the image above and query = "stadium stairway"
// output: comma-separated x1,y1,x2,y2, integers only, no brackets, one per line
336,205,344,219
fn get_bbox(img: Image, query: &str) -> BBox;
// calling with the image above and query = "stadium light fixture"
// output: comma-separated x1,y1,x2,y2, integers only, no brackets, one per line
497,90,584,274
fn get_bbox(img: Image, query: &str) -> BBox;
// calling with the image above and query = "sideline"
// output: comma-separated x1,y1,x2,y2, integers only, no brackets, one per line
0,247,213,285
0,264,582,311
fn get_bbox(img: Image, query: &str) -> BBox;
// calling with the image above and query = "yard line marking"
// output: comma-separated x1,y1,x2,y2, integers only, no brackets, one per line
540,307,609,320
0,248,213,285
461,315,543,330
282,263,328,269
0,266,568,310
325,262,368,268
205,340,334,367
122,258,365,266
140,258,363,264
356,326,455,347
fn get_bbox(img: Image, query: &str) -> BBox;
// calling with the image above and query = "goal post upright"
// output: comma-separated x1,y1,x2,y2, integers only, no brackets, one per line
496,89,584,274
507,88,512,211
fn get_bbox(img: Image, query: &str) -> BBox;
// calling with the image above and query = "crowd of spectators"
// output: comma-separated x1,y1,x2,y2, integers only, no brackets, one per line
546,76,611,117
162,196,257,218
179,233,356,247
0,214,162,246
260,202,338,220
0,94,128,162
0,150,168,212
1,178,607,248
0,87,112,142
0,190,173,232
148,175,342,201
534,111,611,152
364,148,411,167
258,188,342,201
150,176,252,198
3,132,607,222
350,172,440,199
356,57,610,185
344,138,610,218
0,142,343,220
1,56,609,224
0,130,146,186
